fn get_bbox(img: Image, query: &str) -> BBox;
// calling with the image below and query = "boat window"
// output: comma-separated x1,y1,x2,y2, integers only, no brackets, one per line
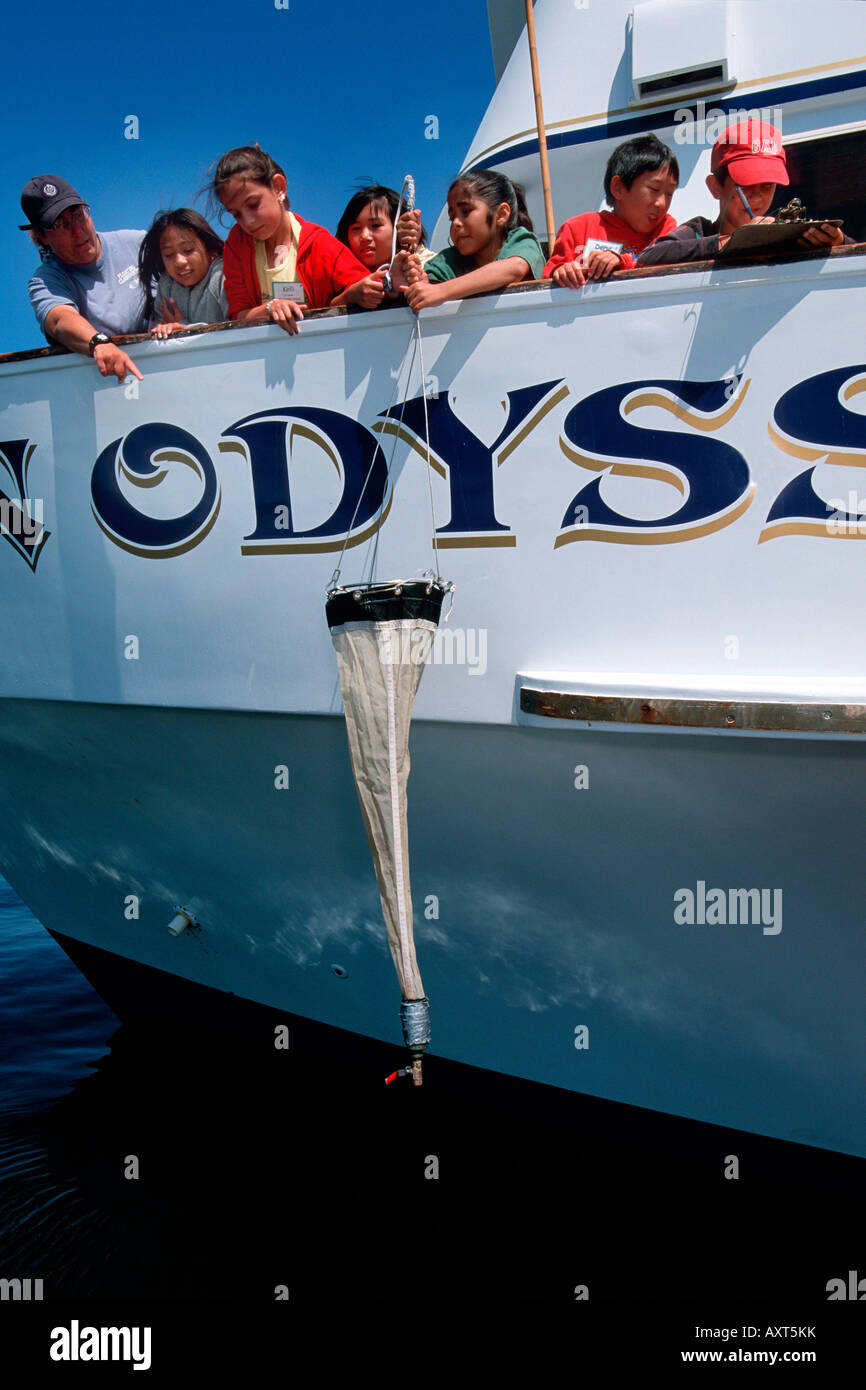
777,129,866,242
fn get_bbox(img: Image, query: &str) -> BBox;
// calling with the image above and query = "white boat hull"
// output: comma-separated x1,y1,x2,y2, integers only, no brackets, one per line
0,693,863,1156
2,256,865,1154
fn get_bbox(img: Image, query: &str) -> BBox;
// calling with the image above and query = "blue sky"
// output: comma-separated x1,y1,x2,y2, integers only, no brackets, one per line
1,0,496,353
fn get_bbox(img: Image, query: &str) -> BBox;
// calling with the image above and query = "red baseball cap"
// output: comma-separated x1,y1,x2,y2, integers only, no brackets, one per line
710,119,789,186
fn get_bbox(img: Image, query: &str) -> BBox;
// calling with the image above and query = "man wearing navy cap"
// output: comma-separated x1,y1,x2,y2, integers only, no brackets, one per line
20,176,145,381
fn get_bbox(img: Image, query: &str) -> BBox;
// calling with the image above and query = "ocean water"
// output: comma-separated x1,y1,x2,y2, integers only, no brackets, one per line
0,878,117,1113
0,872,863,1360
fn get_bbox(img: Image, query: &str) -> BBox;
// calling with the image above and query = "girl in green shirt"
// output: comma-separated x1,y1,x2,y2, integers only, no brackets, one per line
404,170,545,312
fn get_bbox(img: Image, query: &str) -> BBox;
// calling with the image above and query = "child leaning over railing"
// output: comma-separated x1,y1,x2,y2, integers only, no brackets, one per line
403,170,545,312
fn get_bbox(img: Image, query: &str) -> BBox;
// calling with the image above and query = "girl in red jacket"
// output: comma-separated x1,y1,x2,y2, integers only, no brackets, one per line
209,145,369,334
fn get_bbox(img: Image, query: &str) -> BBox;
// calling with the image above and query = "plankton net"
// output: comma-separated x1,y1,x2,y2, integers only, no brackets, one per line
326,224,452,1083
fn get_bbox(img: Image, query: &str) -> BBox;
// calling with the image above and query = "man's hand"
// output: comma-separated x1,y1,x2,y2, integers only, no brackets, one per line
92,342,143,381
798,222,845,250
44,305,143,379
551,259,587,288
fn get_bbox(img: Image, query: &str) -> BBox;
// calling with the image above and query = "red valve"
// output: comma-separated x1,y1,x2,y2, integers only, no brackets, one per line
385,1065,414,1086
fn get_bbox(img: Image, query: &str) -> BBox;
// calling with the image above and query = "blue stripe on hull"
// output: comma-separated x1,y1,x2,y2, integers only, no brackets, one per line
469,68,866,169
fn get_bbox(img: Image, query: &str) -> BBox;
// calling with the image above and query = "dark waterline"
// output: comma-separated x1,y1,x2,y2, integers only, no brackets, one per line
0,874,862,1313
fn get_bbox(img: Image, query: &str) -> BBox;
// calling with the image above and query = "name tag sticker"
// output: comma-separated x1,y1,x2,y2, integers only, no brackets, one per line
272,282,305,303
581,238,623,265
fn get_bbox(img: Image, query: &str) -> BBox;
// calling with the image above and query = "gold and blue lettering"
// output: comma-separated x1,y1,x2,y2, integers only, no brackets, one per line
555,377,753,546
376,380,568,547
221,407,390,554
762,365,866,541
90,423,220,558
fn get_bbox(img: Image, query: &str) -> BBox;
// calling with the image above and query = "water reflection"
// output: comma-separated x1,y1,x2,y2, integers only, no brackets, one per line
1,879,863,1304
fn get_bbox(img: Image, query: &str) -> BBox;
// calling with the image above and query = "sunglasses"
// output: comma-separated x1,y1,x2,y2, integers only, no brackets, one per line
48,205,91,233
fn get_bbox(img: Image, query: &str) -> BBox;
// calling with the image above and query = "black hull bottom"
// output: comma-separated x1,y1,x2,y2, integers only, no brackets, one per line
0,926,859,1319
47,927,404,1074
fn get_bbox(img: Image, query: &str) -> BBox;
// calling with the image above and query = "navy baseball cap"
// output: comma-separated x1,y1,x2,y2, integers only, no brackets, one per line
19,176,86,230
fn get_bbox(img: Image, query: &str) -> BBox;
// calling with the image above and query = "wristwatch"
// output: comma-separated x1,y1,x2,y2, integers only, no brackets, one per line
88,332,111,356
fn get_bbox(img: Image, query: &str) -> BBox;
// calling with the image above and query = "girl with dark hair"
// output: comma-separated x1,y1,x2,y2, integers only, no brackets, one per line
404,170,545,313
208,145,368,333
335,185,431,306
138,210,226,338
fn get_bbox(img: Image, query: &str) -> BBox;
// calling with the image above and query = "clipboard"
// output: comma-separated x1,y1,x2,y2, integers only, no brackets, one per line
718,219,843,255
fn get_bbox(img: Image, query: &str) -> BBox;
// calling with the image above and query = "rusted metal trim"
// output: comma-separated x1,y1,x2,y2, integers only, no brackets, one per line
0,306,351,365
3,245,863,365
519,687,866,733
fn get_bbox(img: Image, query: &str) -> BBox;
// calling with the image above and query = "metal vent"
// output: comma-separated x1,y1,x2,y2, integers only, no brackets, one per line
636,63,728,101
631,0,733,105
